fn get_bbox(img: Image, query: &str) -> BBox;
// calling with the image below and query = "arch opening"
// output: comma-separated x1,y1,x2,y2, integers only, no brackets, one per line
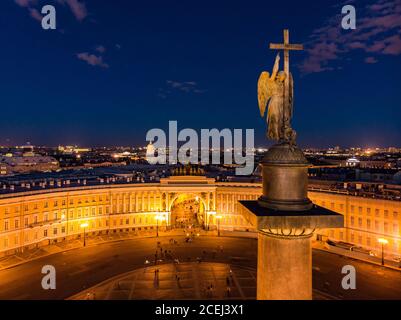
169,194,205,229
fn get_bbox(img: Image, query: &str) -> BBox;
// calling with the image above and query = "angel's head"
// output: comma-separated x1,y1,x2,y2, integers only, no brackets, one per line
277,71,286,82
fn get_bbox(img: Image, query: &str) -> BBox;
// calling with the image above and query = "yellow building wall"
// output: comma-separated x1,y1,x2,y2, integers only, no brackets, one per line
0,183,399,257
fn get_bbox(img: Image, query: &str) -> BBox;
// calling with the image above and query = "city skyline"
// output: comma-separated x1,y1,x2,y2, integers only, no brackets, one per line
2,0,400,147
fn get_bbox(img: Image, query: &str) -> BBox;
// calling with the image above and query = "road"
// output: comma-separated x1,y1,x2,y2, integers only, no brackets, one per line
0,235,400,299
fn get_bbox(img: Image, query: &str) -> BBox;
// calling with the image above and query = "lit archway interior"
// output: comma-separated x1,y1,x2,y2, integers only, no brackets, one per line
170,194,205,228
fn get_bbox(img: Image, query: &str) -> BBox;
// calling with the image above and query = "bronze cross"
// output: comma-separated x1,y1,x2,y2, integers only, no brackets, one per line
269,29,303,83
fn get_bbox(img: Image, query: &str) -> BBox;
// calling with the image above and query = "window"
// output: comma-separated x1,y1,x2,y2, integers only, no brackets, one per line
34,216,38,224
375,209,380,217
54,200,58,207
394,212,399,219
44,202,48,208
24,217,29,227
384,210,389,218
393,224,399,233
91,208,96,216
350,205,354,213
367,219,371,229
126,219,129,225
99,207,103,215
44,213,48,222
15,219,19,229
367,208,371,215
61,226,65,233
358,207,362,214
4,220,9,231
358,218,362,227
350,216,354,226
53,228,57,235
62,200,66,206
384,222,388,233
44,229,48,237
375,220,380,231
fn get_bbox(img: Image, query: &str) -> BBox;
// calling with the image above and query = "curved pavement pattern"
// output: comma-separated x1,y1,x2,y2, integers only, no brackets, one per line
0,235,400,300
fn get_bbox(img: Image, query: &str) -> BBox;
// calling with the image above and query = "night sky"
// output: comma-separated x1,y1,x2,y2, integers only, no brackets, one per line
1,0,400,148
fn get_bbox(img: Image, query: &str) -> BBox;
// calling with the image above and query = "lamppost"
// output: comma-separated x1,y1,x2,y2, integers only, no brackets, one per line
80,222,88,247
155,214,165,237
378,238,388,266
216,215,222,237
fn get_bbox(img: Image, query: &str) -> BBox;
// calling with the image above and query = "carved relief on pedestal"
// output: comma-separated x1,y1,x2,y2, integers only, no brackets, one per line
260,227,315,239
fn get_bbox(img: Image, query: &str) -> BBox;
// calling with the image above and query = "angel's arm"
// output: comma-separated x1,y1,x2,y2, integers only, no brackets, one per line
271,53,280,80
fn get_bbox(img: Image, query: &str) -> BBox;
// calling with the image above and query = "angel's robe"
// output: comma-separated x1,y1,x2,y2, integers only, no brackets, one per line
266,78,285,141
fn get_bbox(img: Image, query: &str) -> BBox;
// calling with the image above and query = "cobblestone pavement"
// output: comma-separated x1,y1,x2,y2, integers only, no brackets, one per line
70,262,330,300
71,262,256,300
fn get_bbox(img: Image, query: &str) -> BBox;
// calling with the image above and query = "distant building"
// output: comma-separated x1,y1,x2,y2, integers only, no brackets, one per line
345,157,360,167
0,153,59,175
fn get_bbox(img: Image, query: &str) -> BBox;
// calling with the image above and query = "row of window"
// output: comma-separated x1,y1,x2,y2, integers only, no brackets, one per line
1,192,170,215
349,216,399,233
316,200,399,220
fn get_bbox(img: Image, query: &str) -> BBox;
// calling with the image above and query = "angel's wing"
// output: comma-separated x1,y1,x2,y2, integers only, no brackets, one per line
257,71,272,117
288,72,294,119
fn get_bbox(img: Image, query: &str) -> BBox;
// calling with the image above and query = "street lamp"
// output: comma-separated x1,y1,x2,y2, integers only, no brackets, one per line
215,215,222,237
378,238,388,266
80,222,89,247
155,214,165,237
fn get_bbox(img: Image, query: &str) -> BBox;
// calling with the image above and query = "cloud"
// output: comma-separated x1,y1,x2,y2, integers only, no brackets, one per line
95,45,106,53
299,0,401,74
57,0,87,21
14,0,36,7
29,8,42,22
166,80,203,93
365,56,378,64
158,81,205,98
15,0,87,23
76,52,109,68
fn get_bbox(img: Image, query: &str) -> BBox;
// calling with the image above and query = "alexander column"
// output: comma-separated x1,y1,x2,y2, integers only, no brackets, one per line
239,29,343,300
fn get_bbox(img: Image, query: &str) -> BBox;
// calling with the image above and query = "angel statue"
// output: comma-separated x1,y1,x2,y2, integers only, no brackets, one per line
257,53,296,145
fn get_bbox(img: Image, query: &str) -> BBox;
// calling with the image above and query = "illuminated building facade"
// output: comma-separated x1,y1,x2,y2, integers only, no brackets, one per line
0,175,400,258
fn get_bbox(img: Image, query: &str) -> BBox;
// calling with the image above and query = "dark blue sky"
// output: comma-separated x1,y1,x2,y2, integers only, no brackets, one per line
1,0,400,147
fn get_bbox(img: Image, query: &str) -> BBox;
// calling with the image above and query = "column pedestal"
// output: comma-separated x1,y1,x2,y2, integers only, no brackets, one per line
257,230,312,300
